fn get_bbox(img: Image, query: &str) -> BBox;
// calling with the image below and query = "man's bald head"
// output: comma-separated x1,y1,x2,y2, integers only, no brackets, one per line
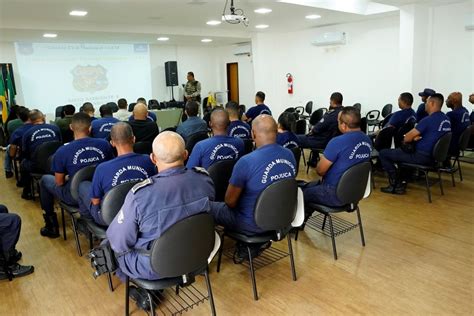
28,109,45,123
110,122,134,145
210,109,230,132
152,131,186,165
252,114,277,146
133,103,148,120
446,92,462,109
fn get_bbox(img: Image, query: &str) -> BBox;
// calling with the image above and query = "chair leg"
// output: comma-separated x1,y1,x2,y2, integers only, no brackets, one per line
247,246,258,300
204,267,217,316
306,151,313,174
438,170,444,196
61,207,67,240
451,169,456,187
71,216,82,257
294,228,300,241
424,171,432,203
301,148,306,166
287,235,297,281
458,158,463,181
321,214,327,231
356,207,366,247
88,231,94,250
216,234,225,273
125,276,130,316
328,215,338,260
147,291,155,316
31,179,36,201
107,272,114,292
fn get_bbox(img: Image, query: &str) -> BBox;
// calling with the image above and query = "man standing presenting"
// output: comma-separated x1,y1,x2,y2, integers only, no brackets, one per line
184,72,201,103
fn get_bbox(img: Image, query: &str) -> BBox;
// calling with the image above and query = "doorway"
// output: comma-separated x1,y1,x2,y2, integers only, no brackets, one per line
226,63,239,104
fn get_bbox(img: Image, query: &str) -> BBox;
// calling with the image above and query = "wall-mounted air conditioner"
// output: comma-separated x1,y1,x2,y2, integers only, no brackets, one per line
466,14,474,31
233,44,252,56
312,32,347,46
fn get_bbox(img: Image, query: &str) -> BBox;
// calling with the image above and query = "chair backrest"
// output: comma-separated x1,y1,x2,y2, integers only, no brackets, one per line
148,99,160,110
305,101,313,115
55,106,64,119
394,120,415,148
243,138,254,155
295,119,306,135
290,147,301,175
254,178,298,231
284,107,296,113
360,117,367,134
32,141,62,174
353,103,361,112
336,162,371,206
133,141,153,155
366,110,380,121
128,102,137,112
101,180,140,225
202,97,209,108
150,213,215,278
458,125,473,151
374,126,395,151
432,132,452,163
185,131,209,154
294,106,304,116
381,104,393,118
309,108,325,125
207,160,236,202
70,165,96,201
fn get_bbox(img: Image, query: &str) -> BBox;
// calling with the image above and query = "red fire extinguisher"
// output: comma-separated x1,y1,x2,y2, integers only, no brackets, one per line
286,73,293,94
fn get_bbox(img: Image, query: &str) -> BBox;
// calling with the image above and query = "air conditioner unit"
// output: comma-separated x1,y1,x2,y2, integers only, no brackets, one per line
466,14,474,31
312,32,346,46
233,44,252,56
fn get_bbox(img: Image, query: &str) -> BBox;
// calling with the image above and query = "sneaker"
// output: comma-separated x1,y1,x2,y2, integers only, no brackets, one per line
5,171,13,179
0,263,34,280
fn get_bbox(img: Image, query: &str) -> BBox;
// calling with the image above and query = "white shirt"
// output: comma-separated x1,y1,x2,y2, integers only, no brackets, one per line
113,109,131,121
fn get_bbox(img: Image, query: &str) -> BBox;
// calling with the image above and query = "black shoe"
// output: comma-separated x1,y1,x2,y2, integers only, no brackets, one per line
380,184,395,194
40,214,60,238
21,192,33,200
307,160,317,168
129,286,161,311
5,171,13,179
0,263,34,280
16,181,24,188
381,183,406,195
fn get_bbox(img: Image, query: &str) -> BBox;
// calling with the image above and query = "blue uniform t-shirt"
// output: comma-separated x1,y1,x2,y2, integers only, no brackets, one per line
322,131,372,187
416,103,428,122
90,152,157,201
245,104,272,123
228,120,251,139
128,111,157,122
9,123,33,146
229,143,296,233
386,108,416,130
415,111,451,155
186,135,245,169
277,131,300,148
52,137,114,177
21,124,61,159
91,117,120,139
446,107,470,153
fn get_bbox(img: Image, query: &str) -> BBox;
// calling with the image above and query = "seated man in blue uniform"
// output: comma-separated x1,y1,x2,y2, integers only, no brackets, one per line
415,88,435,122
297,92,344,167
186,109,244,169
20,110,61,199
5,107,30,179
39,112,114,238
277,112,299,149
106,131,215,283
302,107,372,207
242,91,271,125
210,114,297,235
77,123,157,225
379,93,451,194
91,104,119,139
383,92,416,130
226,101,251,139
445,92,470,162
176,101,208,141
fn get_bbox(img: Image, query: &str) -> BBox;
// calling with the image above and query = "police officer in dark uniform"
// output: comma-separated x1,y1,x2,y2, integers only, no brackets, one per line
416,88,436,122
184,72,202,103
226,101,251,139
383,92,416,130
445,92,470,161
106,131,214,286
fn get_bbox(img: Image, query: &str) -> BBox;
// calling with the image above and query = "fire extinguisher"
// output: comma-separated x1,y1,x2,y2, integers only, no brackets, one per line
286,73,293,94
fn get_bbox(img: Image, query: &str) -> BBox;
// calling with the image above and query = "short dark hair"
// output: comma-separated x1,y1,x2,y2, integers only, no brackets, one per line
399,92,414,106
63,104,76,116
110,122,134,145
339,106,361,129
256,91,265,102
137,97,146,104
187,72,194,78
278,112,296,131
225,101,239,112
330,92,343,105
118,98,128,109
82,102,94,113
71,112,91,129
429,93,444,108
28,109,44,122
99,104,113,117
185,101,199,117
17,107,30,122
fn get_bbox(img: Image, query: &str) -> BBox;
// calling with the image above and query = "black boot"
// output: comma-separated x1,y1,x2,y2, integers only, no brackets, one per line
40,213,60,238
381,175,397,194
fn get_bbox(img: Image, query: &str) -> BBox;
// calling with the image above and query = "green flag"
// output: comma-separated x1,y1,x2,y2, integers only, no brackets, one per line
0,71,7,124
6,67,15,109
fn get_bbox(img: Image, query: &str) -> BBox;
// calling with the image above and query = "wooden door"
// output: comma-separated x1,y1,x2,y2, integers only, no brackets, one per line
226,63,239,103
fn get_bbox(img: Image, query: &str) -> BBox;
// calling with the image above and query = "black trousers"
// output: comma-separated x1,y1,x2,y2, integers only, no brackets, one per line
0,205,21,256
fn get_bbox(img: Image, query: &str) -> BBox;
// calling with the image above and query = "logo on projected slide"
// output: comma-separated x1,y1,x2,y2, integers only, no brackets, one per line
71,65,108,93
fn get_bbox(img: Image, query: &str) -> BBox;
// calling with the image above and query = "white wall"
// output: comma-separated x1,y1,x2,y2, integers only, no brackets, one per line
0,42,25,106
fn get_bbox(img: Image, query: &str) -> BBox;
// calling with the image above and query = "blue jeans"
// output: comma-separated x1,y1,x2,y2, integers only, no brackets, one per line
4,145,12,173
302,181,341,208
39,175,77,215
379,148,432,178
77,181,105,225
209,202,263,235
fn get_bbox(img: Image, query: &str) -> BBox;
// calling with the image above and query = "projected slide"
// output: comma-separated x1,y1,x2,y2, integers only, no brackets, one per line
15,43,152,114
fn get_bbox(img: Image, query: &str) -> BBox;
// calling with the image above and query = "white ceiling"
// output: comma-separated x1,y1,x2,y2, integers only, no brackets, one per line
0,0,468,46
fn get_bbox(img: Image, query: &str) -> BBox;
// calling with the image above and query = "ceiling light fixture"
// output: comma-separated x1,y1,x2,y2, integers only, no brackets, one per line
305,14,321,20
157,37,170,41
201,38,213,43
43,33,57,38
69,10,88,16
255,24,269,29
254,8,272,14
206,20,222,25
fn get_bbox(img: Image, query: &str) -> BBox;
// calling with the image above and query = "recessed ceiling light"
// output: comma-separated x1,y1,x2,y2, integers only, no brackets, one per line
206,20,221,25
201,38,213,43
254,8,272,14
255,24,269,29
43,33,57,38
69,10,88,16
157,37,170,41
305,14,321,20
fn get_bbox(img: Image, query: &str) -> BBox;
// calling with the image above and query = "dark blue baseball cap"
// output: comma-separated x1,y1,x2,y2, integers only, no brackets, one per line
418,88,436,97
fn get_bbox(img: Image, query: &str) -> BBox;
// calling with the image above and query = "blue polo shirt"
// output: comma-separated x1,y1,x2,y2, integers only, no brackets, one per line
228,120,251,139
322,131,372,187
9,123,33,146
245,104,272,123
229,143,296,233
386,108,416,130
52,137,114,177
128,111,157,122
311,107,343,142
446,107,470,153
21,124,61,159
186,135,245,169
91,117,120,139
277,131,299,148
90,152,157,201
415,111,451,155
416,103,428,122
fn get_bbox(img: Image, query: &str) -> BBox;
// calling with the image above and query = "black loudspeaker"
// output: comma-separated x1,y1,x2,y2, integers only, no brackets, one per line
165,61,178,87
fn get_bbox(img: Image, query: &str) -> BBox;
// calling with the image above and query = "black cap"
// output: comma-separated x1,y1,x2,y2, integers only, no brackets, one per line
418,88,436,97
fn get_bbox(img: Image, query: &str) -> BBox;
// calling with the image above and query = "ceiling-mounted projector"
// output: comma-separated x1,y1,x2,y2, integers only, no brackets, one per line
222,0,249,26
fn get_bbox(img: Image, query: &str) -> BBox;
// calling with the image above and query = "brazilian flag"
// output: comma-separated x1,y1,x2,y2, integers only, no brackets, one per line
0,71,6,124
